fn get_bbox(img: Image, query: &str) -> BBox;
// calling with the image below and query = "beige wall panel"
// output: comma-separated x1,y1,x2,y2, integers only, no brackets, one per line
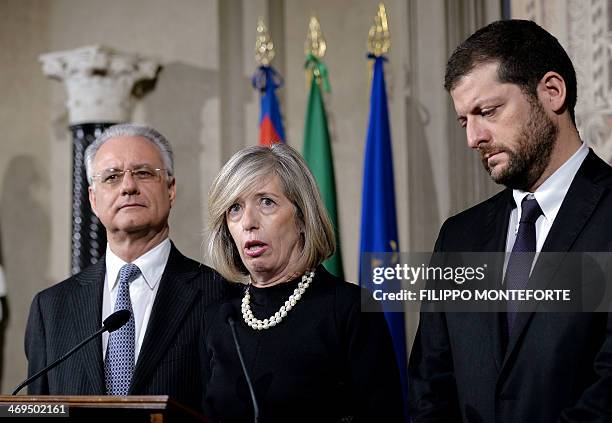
0,0,221,392
1,0,54,394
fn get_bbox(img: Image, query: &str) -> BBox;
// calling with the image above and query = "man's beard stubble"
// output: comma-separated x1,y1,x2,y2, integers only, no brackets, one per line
482,99,559,191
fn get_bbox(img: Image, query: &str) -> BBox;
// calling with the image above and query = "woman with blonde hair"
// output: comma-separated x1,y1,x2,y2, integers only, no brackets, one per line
202,143,403,422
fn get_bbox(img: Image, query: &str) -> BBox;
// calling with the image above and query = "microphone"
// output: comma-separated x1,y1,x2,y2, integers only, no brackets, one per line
220,303,259,423
13,309,131,395
102,309,131,332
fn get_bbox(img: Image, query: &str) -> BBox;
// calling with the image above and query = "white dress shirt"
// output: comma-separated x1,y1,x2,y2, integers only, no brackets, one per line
102,238,171,362
503,143,588,276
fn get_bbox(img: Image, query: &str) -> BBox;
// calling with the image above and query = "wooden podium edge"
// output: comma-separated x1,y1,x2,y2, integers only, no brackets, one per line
0,395,210,422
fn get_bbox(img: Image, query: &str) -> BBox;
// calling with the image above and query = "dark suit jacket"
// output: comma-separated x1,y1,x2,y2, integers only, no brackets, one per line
25,243,227,411
409,150,612,423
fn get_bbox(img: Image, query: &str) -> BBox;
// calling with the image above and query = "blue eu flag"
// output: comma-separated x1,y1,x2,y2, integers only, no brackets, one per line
359,54,408,420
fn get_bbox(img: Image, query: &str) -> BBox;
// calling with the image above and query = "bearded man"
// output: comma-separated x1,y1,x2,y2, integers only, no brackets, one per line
409,20,612,423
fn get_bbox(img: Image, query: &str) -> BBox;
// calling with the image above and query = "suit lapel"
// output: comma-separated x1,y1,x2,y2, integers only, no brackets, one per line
130,246,200,393
481,190,514,370
540,155,605,254
480,189,513,253
502,150,606,367
71,259,106,393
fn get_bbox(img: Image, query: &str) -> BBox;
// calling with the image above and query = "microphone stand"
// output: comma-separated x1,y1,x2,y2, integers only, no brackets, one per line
13,327,107,395
13,310,130,395
227,317,260,423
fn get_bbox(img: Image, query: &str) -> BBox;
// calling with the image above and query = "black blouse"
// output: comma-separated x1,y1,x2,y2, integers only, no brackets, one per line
202,267,404,422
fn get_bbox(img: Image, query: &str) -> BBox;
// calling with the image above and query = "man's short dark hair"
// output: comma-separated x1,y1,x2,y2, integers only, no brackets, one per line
444,19,577,125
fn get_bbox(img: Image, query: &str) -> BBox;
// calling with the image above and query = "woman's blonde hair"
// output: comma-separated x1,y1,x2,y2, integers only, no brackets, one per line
207,144,335,282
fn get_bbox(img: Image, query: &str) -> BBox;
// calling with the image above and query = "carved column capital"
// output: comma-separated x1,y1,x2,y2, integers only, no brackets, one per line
40,45,159,124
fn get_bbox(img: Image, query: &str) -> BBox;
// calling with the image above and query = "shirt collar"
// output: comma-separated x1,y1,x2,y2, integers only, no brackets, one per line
105,238,172,291
512,142,588,222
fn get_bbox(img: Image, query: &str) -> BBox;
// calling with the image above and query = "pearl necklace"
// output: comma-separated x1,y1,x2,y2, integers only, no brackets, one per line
241,270,315,330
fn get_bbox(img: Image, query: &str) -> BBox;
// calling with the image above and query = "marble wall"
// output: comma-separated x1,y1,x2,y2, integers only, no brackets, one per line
512,0,612,164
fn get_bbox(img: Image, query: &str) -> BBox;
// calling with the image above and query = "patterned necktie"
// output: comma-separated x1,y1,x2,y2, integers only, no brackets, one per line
505,196,542,333
105,263,140,395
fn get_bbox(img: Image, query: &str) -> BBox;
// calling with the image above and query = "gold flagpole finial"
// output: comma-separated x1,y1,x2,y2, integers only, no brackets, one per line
305,15,327,90
305,16,326,59
255,17,275,66
367,3,390,57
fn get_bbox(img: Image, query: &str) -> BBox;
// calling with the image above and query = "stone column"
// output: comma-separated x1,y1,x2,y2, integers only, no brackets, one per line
40,46,159,274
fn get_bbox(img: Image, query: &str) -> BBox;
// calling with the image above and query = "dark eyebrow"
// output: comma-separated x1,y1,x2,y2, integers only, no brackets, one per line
253,191,281,199
471,97,504,112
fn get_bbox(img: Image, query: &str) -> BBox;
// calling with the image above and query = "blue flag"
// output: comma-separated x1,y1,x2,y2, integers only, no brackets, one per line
359,55,408,420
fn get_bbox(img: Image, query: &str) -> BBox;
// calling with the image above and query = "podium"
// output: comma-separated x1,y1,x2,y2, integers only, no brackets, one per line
0,395,210,422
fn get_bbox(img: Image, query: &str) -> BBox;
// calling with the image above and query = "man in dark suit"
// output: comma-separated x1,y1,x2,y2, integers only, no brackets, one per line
409,20,612,422
25,124,226,411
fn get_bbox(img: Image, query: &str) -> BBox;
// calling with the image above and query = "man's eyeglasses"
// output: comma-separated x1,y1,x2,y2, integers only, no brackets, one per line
92,166,169,185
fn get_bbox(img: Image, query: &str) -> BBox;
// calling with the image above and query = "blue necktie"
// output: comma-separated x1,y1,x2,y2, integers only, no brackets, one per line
505,197,542,332
105,263,140,395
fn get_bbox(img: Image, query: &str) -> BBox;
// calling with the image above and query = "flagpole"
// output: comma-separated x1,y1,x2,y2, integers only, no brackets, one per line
253,17,286,146
302,16,345,279
360,4,409,421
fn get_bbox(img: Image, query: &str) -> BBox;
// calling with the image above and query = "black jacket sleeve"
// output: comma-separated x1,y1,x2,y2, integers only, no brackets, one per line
24,292,50,394
408,220,462,422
